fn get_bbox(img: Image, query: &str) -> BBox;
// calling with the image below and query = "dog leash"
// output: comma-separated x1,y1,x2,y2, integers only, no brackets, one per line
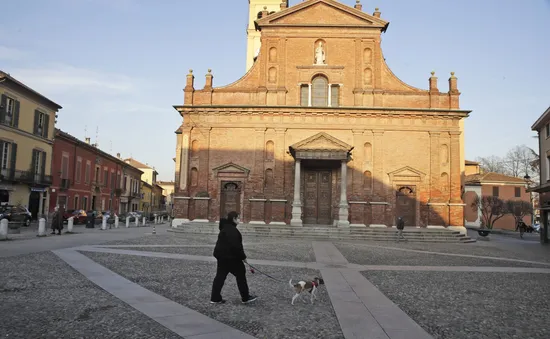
245,262,287,284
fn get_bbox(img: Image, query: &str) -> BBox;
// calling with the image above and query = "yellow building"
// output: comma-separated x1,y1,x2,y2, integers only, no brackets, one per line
140,180,152,213
0,71,62,218
124,157,164,213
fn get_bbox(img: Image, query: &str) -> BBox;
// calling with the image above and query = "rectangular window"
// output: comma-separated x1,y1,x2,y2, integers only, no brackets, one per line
300,85,309,106
61,155,69,179
82,196,88,210
103,169,108,186
33,150,42,174
74,196,79,210
94,166,100,182
111,172,115,189
123,176,127,191
514,187,521,198
1,142,10,170
492,186,499,197
85,162,91,184
546,123,550,138
4,97,14,125
117,173,121,188
331,85,340,107
76,159,82,183
547,156,550,181
33,111,49,138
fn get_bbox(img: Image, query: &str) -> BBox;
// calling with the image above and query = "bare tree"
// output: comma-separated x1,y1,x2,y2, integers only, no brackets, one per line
475,156,507,174
505,200,533,220
471,195,509,229
503,145,538,178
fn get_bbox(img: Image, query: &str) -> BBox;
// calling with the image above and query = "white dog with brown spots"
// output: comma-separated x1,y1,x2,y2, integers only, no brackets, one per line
289,277,324,305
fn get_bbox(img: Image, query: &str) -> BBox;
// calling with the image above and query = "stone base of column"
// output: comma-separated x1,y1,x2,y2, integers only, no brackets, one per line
448,225,467,235
337,203,350,227
290,202,302,226
171,218,190,228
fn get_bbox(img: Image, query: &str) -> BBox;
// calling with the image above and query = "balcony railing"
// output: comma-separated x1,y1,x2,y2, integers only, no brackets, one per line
60,178,71,190
13,170,53,186
0,168,15,181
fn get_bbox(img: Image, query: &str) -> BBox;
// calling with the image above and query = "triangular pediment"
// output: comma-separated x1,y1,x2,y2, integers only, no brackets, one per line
290,132,352,151
388,166,426,182
212,162,250,175
257,0,388,29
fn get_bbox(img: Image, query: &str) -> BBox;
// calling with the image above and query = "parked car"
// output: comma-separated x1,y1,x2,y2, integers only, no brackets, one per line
63,209,87,224
0,205,32,226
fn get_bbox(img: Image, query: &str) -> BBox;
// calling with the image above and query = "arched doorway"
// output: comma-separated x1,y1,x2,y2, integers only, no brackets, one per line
396,186,416,226
220,182,241,219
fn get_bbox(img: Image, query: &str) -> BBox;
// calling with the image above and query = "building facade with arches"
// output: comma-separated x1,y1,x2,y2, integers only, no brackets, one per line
173,0,470,233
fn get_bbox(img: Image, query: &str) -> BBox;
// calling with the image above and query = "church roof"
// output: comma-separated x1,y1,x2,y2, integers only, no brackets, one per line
256,0,389,31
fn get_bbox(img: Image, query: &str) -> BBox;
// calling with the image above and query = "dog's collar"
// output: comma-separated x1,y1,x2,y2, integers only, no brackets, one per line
312,281,318,287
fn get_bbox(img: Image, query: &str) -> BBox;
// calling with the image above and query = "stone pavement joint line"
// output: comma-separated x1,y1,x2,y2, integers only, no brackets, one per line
312,242,434,339
77,245,550,274
53,248,255,339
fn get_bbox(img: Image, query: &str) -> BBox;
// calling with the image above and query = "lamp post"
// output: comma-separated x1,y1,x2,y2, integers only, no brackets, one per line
524,173,534,225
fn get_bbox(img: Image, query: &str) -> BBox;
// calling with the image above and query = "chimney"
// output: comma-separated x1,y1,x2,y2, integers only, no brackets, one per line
373,8,381,17
117,153,121,159
429,71,439,92
184,69,195,105
85,137,91,144
204,69,213,89
449,72,458,93
354,0,362,11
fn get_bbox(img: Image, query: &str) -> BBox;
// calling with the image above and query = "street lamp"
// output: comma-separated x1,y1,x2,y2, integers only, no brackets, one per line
524,173,534,225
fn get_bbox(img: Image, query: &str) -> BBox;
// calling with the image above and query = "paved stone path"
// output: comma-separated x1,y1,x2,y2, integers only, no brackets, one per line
312,242,433,339
54,248,255,339
49,236,550,339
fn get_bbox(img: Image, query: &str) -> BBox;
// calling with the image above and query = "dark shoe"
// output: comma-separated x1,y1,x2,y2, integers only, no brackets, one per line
210,299,226,304
50,232,56,235
242,295,257,304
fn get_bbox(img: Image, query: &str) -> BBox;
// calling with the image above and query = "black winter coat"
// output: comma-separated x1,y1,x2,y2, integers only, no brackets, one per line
213,219,247,261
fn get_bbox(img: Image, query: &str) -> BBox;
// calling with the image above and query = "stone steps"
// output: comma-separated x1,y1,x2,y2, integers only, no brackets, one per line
170,223,474,243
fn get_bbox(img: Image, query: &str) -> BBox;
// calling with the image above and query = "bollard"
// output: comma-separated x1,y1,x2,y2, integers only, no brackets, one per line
38,218,46,237
135,217,139,227
142,216,146,226
152,224,156,235
155,216,159,224
0,219,8,240
68,217,74,233
115,216,119,228
102,216,107,230
126,217,130,228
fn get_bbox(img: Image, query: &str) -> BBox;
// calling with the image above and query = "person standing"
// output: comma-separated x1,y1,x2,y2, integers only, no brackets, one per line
396,216,406,241
210,211,257,304
50,207,62,235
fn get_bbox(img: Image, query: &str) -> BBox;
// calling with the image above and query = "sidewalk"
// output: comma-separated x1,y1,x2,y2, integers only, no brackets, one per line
0,221,171,258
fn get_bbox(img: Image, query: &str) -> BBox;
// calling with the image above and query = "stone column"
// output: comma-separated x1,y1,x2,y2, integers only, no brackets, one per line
290,159,303,226
448,131,464,227
338,160,350,227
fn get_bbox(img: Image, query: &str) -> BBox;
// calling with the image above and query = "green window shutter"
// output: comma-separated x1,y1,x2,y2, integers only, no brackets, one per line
43,114,50,138
41,151,46,178
10,143,17,179
31,150,38,173
0,94,6,123
13,100,20,128
33,110,40,135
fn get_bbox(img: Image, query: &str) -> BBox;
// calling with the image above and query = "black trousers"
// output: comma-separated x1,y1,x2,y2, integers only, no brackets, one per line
211,259,249,301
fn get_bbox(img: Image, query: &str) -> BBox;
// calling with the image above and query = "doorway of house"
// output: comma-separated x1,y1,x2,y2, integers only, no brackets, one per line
28,191,41,219
302,170,332,225
220,182,241,219
396,186,416,226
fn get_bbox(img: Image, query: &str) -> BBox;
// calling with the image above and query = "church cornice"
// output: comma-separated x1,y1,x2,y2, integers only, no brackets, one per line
174,105,471,118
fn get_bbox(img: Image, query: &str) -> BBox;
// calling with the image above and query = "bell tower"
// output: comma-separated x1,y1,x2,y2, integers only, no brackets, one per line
246,0,289,71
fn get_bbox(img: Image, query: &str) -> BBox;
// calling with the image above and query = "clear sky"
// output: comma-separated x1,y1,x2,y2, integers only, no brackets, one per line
1,0,549,180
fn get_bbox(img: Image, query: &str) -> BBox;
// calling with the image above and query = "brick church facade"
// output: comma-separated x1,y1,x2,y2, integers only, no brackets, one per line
172,0,470,233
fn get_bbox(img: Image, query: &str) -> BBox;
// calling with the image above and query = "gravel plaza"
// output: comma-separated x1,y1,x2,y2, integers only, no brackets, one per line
1,224,549,339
